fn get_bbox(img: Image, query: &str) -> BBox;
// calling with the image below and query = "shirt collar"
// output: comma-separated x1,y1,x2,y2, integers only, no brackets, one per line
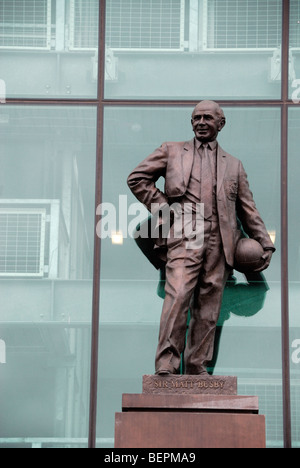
195,138,218,152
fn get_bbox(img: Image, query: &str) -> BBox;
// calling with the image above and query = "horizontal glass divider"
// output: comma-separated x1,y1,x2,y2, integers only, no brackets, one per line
2,99,297,107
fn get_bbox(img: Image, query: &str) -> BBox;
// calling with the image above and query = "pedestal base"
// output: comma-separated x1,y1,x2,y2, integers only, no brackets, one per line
114,376,266,449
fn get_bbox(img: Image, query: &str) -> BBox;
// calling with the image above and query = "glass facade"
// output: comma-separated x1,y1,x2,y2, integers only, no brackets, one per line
289,107,300,448
104,0,284,100
0,105,97,446
0,0,99,98
0,0,298,449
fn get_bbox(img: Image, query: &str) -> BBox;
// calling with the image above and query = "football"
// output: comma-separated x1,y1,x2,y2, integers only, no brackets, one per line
234,238,264,273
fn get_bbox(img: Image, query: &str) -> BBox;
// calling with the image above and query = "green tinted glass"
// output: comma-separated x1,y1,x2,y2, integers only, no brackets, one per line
0,105,97,448
97,105,282,447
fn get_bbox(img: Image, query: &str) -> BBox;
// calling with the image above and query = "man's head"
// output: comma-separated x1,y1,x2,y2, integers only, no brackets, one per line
191,100,226,143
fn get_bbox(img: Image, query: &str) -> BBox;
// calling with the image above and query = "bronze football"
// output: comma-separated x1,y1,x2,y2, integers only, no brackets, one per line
234,238,264,273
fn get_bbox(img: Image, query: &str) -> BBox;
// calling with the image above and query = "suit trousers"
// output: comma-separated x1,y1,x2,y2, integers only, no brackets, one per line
155,218,230,374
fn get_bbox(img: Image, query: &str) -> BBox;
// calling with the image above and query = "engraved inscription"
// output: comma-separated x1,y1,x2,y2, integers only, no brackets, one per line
143,375,237,395
154,378,225,390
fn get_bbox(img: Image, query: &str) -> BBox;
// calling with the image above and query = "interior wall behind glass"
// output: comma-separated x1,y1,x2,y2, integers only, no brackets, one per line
0,105,97,448
289,0,300,102
0,0,99,99
105,0,282,100
288,107,300,448
97,105,282,447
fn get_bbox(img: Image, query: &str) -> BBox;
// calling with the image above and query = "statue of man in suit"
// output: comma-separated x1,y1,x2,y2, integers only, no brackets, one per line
127,100,275,376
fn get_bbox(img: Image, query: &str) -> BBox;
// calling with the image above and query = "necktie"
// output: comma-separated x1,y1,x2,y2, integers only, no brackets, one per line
200,143,213,220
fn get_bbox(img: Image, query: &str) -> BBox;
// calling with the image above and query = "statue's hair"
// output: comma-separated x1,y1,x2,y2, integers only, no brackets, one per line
192,100,225,124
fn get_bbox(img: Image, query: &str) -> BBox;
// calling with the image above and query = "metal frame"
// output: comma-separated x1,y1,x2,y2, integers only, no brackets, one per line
0,0,52,50
105,0,186,52
0,199,70,280
0,206,46,277
2,0,293,450
69,0,99,51
202,0,283,52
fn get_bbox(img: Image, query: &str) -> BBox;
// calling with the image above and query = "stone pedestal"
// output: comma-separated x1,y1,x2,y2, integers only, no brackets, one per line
114,375,266,449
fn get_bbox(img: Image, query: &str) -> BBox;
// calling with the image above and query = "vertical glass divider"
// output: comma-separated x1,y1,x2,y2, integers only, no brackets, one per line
281,0,292,449
88,0,106,449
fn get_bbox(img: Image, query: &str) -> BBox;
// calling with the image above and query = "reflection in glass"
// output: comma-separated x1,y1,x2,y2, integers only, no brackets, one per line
288,108,300,448
0,0,99,98
289,0,300,101
105,0,282,100
0,106,97,448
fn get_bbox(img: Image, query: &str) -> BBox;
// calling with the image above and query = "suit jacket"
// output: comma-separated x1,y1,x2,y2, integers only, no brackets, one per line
127,139,275,268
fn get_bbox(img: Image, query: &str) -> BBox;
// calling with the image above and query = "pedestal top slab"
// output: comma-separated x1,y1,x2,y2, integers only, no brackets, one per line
122,393,259,414
143,374,237,395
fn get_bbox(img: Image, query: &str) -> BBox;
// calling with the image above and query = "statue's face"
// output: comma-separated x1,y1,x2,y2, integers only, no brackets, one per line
191,102,225,143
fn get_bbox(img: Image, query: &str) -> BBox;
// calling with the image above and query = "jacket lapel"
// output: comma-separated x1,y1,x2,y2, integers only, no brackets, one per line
182,139,194,192
217,144,227,194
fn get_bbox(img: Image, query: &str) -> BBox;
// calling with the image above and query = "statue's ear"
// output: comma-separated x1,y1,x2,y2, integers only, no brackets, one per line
218,117,226,131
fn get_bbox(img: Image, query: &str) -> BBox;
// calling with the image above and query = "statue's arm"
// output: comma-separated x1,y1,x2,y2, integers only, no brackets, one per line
127,143,169,213
236,162,274,249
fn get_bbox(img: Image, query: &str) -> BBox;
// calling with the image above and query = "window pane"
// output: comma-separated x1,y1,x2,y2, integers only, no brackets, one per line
288,107,300,448
207,0,282,49
0,0,99,98
97,105,282,448
0,105,97,448
289,0,300,101
105,0,282,100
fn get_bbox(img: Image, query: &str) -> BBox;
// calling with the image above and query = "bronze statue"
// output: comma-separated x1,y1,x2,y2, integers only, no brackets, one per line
127,100,275,376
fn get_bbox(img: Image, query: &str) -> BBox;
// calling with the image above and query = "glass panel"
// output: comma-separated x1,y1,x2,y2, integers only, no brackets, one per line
288,107,300,448
0,105,97,448
0,0,99,99
105,0,282,100
97,105,281,447
290,0,300,102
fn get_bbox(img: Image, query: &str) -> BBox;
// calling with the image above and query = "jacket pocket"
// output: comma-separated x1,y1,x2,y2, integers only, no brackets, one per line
224,179,238,201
